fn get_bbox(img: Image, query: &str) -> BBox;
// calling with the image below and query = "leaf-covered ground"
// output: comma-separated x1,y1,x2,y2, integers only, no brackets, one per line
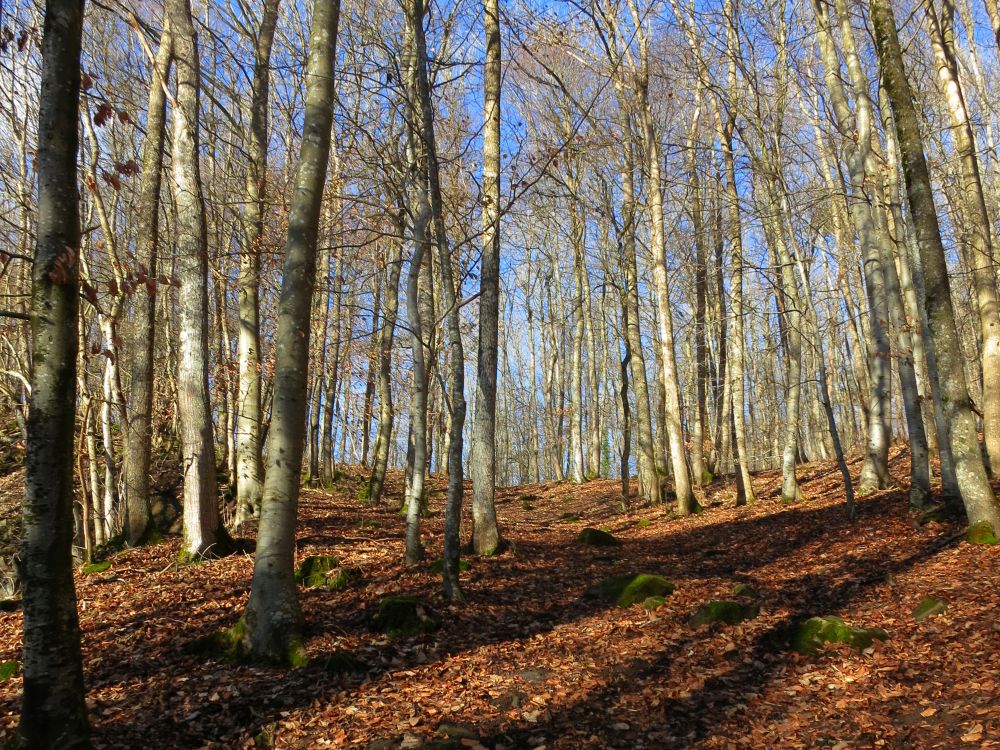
1,451,998,749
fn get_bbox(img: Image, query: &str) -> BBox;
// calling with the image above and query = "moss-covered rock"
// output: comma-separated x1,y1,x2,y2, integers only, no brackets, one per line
966,521,998,545
635,518,652,528
81,560,111,575
0,661,19,680
295,555,361,589
913,596,947,622
427,558,471,575
185,621,247,663
560,512,582,523
371,596,440,637
590,573,675,608
791,616,888,655
689,600,760,627
577,527,621,547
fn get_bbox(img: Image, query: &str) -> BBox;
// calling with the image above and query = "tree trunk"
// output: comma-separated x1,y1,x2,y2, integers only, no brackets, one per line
124,21,171,545
871,0,1000,532
926,0,1000,475
239,0,341,664
235,0,279,524
469,0,504,554
367,209,404,504
168,0,225,559
20,0,91,743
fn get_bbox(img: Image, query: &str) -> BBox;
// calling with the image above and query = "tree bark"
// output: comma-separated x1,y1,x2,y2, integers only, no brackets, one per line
167,0,225,559
925,0,1000,475
20,0,91,744
235,0,279,525
123,21,172,545
239,0,341,664
469,0,504,555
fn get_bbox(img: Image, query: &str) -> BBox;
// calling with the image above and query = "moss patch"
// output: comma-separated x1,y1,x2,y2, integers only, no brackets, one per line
689,600,760,627
427,558,471,575
82,560,111,575
370,596,440,637
577,527,621,547
913,596,947,622
635,518,652,528
185,621,247,663
966,521,998,545
295,555,361,589
0,661,19,680
791,616,888,655
590,573,675,608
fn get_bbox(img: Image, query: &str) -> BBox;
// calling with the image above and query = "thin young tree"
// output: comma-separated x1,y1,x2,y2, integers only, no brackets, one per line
124,18,172,545
235,0,281,525
469,0,504,556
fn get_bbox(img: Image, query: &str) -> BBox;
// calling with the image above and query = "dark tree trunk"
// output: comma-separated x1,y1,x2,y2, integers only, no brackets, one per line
20,0,91,745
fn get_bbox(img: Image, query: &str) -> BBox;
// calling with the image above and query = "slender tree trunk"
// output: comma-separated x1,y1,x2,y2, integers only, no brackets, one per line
403,12,431,565
235,0,279,524
871,0,1000,533
469,0,503,554
410,0,467,599
688,108,709,487
168,0,225,559
926,0,1000,474
621,136,661,505
239,0,341,663
367,210,404,504
123,21,171,545
20,0,91,743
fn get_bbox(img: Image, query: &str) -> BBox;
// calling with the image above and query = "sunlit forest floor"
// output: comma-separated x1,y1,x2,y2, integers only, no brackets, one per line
1,449,998,749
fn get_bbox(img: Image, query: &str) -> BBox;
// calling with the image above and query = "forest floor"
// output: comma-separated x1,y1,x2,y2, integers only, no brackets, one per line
1,450,999,749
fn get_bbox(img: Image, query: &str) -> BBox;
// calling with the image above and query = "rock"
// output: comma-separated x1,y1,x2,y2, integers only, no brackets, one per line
913,596,947,622
791,616,888,655
577,528,621,547
702,549,725,559
560,513,581,522
427,558,471,575
437,723,478,739
689,600,760,627
295,555,361,589
966,521,998,545
589,573,675,608
0,661,19,680
371,596,440,637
